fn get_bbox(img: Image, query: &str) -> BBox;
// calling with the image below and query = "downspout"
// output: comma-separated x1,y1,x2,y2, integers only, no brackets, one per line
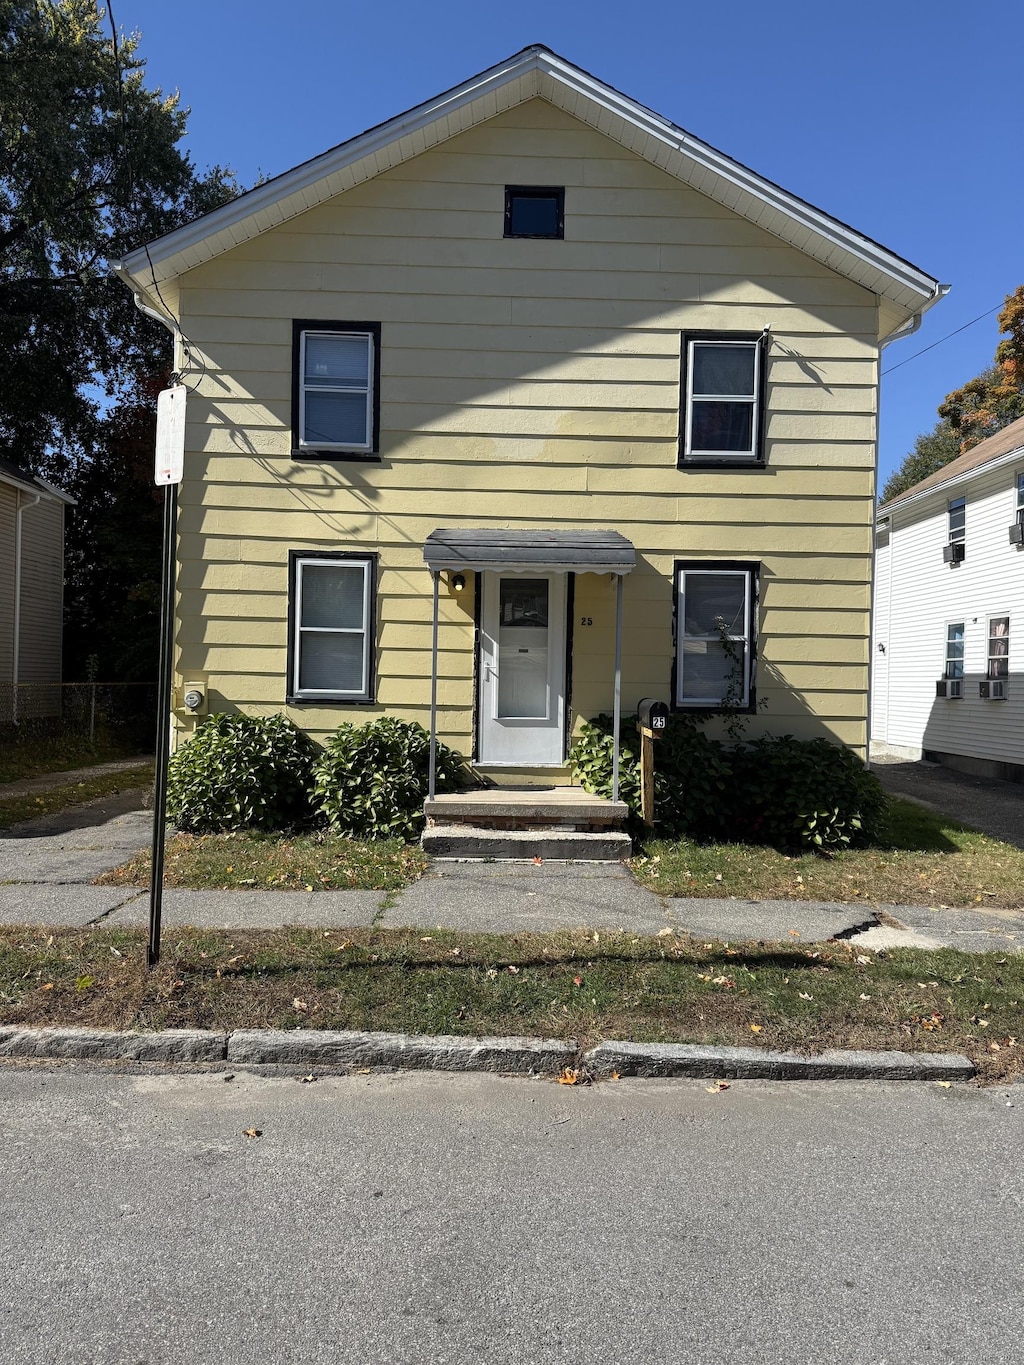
12,489,41,724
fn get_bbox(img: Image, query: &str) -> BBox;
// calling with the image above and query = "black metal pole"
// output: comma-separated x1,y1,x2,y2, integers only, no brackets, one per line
148,481,177,969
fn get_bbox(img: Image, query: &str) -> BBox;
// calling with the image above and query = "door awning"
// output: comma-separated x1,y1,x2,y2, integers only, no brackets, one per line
423,528,635,575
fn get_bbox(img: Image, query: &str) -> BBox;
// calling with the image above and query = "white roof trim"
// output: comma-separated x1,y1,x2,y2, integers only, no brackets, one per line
878,443,1024,520
0,468,75,505
117,45,941,323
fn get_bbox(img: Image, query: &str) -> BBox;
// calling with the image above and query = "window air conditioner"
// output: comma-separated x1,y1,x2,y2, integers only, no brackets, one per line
1009,523,1024,545
937,679,963,698
943,542,966,564
979,680,1007,699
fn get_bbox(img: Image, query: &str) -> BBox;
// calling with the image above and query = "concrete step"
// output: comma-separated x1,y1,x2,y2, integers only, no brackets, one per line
424,788,628,833
421,824,632,862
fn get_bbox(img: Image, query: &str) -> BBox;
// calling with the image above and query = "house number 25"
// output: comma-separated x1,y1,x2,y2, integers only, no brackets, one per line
579,616,593,626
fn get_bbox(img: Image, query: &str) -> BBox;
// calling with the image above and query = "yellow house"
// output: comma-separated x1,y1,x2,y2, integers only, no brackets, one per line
115,46,943,808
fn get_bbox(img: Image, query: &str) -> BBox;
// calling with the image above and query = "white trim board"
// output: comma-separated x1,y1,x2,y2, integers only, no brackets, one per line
115,46,942,332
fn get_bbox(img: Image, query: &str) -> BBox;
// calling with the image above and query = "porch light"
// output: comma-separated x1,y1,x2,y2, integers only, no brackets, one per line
451,573,466,592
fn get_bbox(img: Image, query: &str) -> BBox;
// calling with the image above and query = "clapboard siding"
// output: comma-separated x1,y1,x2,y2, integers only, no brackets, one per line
872,463,1024,766
0,485,16,682
173,97,882,760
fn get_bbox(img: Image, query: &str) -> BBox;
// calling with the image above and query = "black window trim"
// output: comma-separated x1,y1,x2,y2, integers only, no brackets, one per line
291,319,382,461
671,559,760,714
286,549,378,705
504,185,565,240
678,330,768,470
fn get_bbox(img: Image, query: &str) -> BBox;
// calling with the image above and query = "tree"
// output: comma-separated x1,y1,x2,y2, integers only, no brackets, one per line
881,286,1024,505
0,0,235,477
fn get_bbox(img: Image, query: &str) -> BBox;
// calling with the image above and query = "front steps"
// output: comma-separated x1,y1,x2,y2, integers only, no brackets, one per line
422,787,631,861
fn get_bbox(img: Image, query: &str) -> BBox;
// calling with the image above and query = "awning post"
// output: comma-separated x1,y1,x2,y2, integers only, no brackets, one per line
428,570,440,800
612,573,623,803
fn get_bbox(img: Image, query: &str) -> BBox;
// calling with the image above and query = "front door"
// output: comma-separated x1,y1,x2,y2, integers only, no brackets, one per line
479,573,566,765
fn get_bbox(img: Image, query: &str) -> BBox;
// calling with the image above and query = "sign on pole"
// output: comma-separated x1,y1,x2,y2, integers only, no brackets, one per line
154,385,186,486
149,386,185,967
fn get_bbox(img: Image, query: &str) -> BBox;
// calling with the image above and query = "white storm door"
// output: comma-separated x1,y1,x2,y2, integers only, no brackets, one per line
479,573,566,764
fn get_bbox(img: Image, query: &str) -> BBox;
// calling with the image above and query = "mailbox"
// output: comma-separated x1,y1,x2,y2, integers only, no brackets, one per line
637,698,669,734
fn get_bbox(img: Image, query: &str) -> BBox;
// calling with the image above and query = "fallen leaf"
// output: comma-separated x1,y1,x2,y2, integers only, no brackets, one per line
356,1068,371,1075
300,1073,317,1083
750,1024,763,1033
859,993,872,1001
225,866,234,874
40,982,53,991
706,1080,730,1093
936,1081,952,1089
609,1070,620,1081
507,965,520,975
486,968,498,980
798,992,813,1000
856,955,872,965
573,975,583,986
657,926,674,937
420,936,433,942
558,1068,580,1085
293,998,309,1013
789,930,801,938
532,857,543,865
242,1128,262,1139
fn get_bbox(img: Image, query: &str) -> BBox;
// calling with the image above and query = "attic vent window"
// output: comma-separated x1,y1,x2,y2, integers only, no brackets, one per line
504,186,564,239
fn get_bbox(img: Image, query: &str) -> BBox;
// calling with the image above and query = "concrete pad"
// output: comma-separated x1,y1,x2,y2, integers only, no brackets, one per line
664,897,877,943
104,887,384,930
0,883,143,927
383,861,668,933
869,902,1024,954
0,809,151,883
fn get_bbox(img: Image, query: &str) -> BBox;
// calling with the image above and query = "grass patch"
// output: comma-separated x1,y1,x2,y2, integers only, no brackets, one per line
633,797,1024,908
97,829,429,892
0,925,1021,1081
0,736,147,785
0,764,155,830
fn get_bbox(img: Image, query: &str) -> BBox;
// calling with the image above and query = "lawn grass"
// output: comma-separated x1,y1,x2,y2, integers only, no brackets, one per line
0,735,147,785
0,765,155,830
632,797,1024,908
0,924,1021,1080
97,829,429,893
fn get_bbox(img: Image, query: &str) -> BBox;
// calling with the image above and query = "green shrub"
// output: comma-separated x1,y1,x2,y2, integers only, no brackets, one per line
729,736,886,850
313,716,465,841
569,714,731,841
167,712,318,833
571,717,885,852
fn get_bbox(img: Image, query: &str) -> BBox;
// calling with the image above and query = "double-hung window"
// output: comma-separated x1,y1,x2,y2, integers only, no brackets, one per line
675,563,757,709
288,552,375,702
293,321,380,457
943,623,965,697
987,616,1010,691
948,496,966,545
680,333,765,466
1016,473,1024,525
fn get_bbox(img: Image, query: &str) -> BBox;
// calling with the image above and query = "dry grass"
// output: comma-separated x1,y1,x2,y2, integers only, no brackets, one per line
1,924,1021,1081
633,798,1024,908
97,829,429,892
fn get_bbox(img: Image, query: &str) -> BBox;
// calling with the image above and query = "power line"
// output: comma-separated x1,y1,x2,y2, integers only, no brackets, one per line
883,303,1003,376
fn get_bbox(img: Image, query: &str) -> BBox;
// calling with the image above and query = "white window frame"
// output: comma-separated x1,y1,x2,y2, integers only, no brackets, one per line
1016,472,1024,525
986,615,1010,682
948,495,966,544
675,566,755,709
298,328,374,453
682,337,762,464
291,555,373,701
943,621,965,680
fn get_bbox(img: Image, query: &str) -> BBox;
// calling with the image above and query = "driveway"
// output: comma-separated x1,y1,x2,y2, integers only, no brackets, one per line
872,756,1024,850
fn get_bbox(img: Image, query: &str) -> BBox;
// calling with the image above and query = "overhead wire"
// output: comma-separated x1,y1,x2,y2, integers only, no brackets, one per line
882,303,1004,376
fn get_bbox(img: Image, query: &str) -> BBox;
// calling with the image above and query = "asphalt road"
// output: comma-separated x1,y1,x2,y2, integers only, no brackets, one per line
0,1067,1020,1363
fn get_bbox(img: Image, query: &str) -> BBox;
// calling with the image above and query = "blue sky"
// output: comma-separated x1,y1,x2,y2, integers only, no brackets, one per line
119,0,1023,486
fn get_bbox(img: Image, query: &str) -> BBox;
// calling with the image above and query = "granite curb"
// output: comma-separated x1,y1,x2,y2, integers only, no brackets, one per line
0,1025,977,1081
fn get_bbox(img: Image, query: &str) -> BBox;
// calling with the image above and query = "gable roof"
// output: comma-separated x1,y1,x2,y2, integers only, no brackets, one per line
116,46,943,335
879,414,1024,514
0,456,74,504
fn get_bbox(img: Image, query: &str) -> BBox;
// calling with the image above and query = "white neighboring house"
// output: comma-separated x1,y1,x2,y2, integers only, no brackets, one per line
872,413,1024,781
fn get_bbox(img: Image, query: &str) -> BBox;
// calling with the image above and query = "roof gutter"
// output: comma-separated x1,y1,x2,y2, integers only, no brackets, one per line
880,281,950,349
11,488,41,725
111,262,180,340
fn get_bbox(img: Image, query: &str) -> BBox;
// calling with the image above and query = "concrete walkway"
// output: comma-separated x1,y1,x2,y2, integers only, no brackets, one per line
2,793,1023,951
0,755,152,802
872,755,1024,850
